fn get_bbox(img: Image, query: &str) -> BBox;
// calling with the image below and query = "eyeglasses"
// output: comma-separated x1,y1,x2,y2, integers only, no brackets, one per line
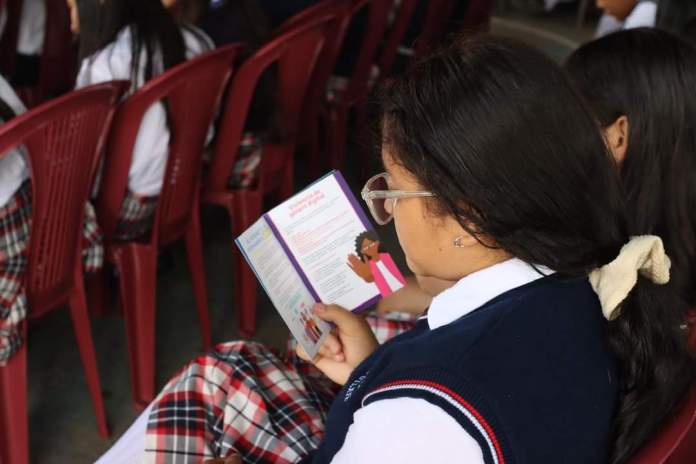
360,172,434,225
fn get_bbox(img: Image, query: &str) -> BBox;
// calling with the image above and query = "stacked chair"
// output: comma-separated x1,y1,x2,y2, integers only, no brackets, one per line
0,81,126,464
94,45,241,407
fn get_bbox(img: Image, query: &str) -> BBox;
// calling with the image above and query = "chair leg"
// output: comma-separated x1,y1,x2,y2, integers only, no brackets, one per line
279,153,295,202
231,190,263,338
305,117,322,179
85,268,112,316
0,343,29,464
68,275,110,438
114,246,158,409
328,107,349,170
185,209,212,351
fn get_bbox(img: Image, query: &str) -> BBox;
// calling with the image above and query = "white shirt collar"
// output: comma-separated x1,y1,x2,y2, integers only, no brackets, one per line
427,258,554,330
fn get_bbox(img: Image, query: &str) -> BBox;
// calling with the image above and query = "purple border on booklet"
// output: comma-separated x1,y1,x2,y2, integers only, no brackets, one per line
333,171,385,314
333,170,375,232
264,216,322,302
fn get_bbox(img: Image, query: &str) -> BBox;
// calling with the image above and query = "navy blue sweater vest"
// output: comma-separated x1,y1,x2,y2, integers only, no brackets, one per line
302,276,618,463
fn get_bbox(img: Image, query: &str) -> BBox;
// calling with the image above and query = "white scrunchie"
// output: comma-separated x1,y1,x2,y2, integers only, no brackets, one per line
589,235,671,320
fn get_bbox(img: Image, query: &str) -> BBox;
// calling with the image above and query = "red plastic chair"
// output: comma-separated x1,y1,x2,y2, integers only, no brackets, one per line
0,0,77,107
374,0,420,79
279,0,353,179
95,45,240,407
0,82,126,464
323,0,393,170
412,0,493,59
204,17,331,337
628,382,696,464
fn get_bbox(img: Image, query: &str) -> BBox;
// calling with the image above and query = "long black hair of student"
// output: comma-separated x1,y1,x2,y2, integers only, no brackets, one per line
75,0,192,87
0,97,15,123
375,35,695,464
565,28,696,310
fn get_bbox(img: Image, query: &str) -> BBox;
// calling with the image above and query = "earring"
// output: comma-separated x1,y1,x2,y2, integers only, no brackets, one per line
453,236,466,248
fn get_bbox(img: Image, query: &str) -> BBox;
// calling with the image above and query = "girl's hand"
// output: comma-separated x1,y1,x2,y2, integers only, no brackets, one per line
297,303,379,385
347,254,374,282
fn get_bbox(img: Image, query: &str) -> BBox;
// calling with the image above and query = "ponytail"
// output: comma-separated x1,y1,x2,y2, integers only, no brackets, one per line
608,280,695,463
589,237,696,463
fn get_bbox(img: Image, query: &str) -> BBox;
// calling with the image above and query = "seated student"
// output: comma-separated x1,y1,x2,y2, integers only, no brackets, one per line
565,27,696,336
595,0,657,37
98,35,695,464
0,0,46,87
0,75,102,365
67,0,213,240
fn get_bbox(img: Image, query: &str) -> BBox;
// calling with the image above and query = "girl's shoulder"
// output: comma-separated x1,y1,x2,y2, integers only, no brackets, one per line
77,27,134,84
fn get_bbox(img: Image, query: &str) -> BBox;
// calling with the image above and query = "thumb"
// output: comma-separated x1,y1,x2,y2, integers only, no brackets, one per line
313,304,364,333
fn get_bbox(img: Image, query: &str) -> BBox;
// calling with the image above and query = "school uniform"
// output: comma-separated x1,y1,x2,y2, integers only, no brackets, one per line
595,0,658,37
0,76,102,365
76,25,213,240
100,258,616,462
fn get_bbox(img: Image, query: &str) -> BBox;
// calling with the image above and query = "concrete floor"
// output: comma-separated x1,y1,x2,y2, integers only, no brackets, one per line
23,5,595,463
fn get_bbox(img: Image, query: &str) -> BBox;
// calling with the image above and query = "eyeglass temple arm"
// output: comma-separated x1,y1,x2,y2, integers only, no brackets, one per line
362,190,435,200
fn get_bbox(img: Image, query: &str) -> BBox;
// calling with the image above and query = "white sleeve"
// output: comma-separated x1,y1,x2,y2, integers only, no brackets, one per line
330,398,484,464
75,45,131,89
623,1,658,29
17,0,46,55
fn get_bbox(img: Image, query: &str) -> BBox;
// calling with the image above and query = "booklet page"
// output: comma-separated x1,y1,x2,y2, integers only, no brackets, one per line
236,218,330,358
267,173,390,310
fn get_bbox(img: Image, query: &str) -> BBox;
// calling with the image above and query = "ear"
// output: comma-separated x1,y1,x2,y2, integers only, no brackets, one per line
603,115,629,165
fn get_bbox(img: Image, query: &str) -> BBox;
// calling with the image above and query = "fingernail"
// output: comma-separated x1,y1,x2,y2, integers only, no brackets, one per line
313,303,326,314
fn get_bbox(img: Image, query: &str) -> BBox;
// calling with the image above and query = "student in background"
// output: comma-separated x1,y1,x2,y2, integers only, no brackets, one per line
99,35,694,463
565,27,696,324
0,0,46,87
0,75,103,366
67,0,213,240
594,0,657,37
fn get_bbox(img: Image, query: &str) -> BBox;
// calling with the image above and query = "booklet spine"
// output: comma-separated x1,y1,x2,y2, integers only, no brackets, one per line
264,213,322,302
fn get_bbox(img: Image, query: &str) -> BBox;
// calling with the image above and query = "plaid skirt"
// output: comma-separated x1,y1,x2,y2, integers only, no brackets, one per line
144,313,417,463
0,181,104,364
325,67,380,105
115,191,159,242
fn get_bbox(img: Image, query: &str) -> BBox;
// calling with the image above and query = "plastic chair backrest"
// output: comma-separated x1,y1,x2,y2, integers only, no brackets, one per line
279,0,352,119
0,82,125,313
413,0,493,58
340,0,392,103
97,45,240,246
628,382,696,464
39,0,78,99
376,0,419,78
207,17,330,192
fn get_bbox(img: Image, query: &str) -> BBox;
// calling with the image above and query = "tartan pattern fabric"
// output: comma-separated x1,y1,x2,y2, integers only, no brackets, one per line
115,190,159,242
0,181,103,364
227,133,263,190
325,65,381,105
144,341,336,463
143,313,417,462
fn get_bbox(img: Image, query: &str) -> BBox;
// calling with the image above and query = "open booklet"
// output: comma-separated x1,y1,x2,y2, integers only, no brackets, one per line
236,171,406,358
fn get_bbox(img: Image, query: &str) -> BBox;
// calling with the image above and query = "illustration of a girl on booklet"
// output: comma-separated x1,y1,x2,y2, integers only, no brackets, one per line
347,230,405,296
